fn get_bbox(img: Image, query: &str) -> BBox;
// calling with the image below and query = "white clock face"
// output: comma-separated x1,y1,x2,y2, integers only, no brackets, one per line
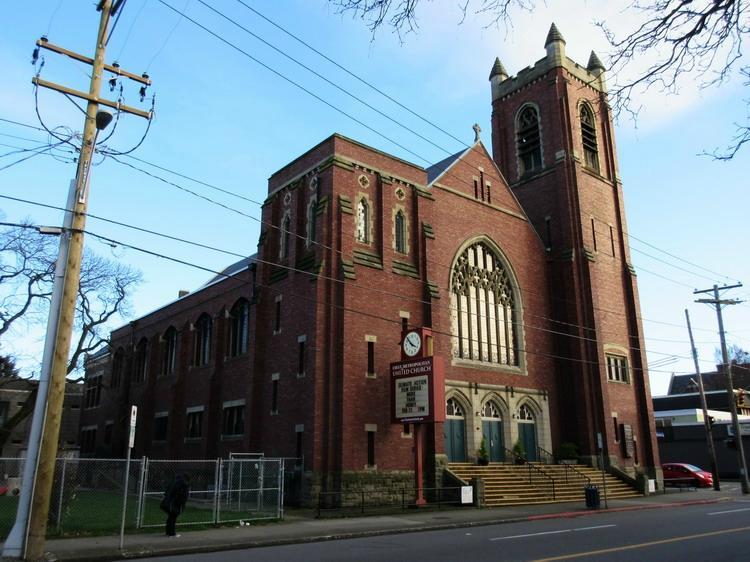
403,331,422,357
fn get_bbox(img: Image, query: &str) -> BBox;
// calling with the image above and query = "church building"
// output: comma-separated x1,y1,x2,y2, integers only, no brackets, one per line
79,25,661,500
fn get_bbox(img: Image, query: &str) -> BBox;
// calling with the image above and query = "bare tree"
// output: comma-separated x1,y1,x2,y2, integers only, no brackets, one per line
715,343,750,365
0,222,141,451
599,1,750,159
331,0,534,39
331,0,750,158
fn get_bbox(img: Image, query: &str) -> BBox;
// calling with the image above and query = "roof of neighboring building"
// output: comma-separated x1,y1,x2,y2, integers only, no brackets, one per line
668,364,750,394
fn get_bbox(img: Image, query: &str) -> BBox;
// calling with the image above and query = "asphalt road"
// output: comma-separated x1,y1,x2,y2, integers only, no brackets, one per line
131,500,750,561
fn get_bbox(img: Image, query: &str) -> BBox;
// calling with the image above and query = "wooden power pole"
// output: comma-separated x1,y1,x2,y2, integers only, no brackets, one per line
20,1,151,559
694,283,749,495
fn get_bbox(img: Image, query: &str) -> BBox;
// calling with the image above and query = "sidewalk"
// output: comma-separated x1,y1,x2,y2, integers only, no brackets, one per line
7,486,740,562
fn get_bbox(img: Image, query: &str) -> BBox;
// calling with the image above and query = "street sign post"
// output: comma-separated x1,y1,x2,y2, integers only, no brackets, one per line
120,405,137,549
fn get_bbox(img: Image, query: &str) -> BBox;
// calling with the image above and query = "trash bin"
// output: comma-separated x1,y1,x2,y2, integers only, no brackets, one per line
584,484,600,509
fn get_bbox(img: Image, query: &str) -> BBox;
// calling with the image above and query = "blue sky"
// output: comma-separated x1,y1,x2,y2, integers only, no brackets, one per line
1,0,748,396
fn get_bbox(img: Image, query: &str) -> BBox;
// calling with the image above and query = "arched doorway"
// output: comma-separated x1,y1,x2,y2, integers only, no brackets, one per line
443,397,466,462
481,400,504,462
517,404,538,462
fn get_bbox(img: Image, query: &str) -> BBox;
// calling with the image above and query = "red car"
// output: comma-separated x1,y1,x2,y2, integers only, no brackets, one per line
662,463,714,487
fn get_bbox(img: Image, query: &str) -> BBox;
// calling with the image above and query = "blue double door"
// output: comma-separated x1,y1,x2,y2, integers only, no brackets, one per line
518,422,538,462
444,419,466,462
481,420,504,462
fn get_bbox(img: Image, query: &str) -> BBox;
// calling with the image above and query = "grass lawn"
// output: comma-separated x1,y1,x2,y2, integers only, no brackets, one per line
0,490,279,539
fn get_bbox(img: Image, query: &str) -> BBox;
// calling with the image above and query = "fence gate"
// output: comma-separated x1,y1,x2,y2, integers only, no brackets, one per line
217,458,282,523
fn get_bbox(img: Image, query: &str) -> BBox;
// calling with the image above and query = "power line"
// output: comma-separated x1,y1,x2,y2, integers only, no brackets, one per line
230,0,466,148
0,196,718,368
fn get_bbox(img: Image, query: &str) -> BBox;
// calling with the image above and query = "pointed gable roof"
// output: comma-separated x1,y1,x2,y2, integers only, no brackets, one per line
426,147,472,184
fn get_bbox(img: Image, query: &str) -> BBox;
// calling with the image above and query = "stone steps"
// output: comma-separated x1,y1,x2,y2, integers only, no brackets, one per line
447,462,642,506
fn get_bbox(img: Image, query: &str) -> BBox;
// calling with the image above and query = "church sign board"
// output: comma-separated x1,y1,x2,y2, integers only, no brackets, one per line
390,357,445,424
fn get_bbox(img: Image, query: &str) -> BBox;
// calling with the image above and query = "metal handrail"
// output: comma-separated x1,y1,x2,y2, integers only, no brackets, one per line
537,446,554,464
503,447,556,500
560,462,591,485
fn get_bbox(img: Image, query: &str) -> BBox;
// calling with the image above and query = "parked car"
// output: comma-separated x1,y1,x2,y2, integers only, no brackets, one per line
662,463,713,487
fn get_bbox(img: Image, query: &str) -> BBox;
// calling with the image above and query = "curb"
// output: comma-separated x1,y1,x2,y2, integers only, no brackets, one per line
46,497,733,561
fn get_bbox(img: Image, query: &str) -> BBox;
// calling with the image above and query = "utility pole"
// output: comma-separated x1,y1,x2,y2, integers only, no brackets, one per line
685,309,720,491
2,2,152,559
695,283,749,495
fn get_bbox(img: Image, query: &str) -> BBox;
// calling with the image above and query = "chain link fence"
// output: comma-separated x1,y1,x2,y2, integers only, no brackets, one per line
0,456,283,539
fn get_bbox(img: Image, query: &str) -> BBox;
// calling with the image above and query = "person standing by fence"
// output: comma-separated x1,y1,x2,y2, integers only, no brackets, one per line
161,473,189,537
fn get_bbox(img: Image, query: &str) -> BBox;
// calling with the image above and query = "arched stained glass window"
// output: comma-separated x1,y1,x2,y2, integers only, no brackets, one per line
450,240,518,366
194,313,212,367
516,105,542,177
395,210,406,253
161,326,177,375
356,198,370,243
306,197,317,246
580,103,599,172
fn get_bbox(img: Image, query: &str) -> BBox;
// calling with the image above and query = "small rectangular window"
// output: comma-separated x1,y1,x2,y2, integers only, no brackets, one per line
186,410,203,439
545,216,552,250
401,318,408,332
275,300,281,332
473,179,479,199
609,225,616,257
154,415,169,441
272,378,279,413
606,355,629,383
612,416,619,442
367,341,375,375
222,404,245,436
298,341,305,375
479,171,485,201
403,423,411,436
367,431,375,467
486,182,491,204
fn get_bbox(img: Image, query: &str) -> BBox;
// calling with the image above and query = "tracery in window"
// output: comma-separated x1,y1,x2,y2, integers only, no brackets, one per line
481,400,502,419
446,397,465,417
516,105,542,177
518,404,535,421
580,103,599,172
450,240,518,366
356,198,370,243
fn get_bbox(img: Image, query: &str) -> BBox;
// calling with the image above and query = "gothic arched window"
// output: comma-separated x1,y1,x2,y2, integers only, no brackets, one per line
279,213,291,259
161,326,177,375
193,313,212,367
516,105,542,177
133,338,148,383
228,299,250,357
306,197,317,247
481,401,502,419
518,404,535,421
394,210,406,253
356,198,370,243
446,397,465,417
450,240,518,366
580,103,599,172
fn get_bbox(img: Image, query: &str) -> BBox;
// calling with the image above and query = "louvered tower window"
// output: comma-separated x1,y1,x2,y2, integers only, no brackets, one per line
516,105,542,177
580,103,599,172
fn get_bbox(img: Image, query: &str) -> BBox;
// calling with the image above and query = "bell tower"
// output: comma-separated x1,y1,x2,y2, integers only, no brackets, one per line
489,24,660,482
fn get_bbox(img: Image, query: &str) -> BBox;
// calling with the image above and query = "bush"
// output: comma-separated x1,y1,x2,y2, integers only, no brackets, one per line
557,442,579,461
512,440,525,464
477,438,489,465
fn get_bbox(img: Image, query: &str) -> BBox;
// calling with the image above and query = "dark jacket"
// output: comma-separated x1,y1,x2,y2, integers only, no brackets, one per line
162,475,189,515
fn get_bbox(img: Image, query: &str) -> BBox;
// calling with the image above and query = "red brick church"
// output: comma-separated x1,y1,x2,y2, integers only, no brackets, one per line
80,25,660,498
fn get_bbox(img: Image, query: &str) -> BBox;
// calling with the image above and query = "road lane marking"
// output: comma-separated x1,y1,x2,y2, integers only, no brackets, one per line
532,525,750,561
707,507,750,515
491,530,571,541
572,525,616,532
490,525,615,541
